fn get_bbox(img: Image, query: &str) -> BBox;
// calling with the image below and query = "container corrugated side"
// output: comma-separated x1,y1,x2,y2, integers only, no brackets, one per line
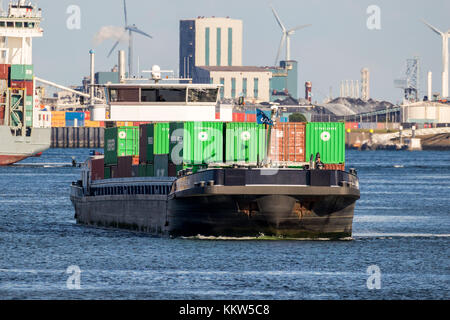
169,122,184,164
270,123,306,163
183,122,224,165
139,124,154,164
154,123,170,155
305,122,345,164
10,64,34,81
225,123,266,164
104,126,139,165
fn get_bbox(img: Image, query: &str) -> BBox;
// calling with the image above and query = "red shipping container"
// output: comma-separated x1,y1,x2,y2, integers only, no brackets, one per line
0,64,10,80
246,114,257,122
117,156,133,178
232,113,245,122
110,165,118,178
10,80,33,96
324,163,345,171
216,112,220,120
84,111,90,121
345,122,359,130
269,123,306,163
90,158,104,181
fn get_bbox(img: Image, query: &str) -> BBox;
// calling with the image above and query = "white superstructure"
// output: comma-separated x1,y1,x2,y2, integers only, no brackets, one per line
0,1,43,65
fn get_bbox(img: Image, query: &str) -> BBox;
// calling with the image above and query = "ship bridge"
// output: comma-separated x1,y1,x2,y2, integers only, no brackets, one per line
90,83,226,122
0,1,43,65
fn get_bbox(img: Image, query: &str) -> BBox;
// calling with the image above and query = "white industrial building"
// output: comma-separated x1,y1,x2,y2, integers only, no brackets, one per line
194,66,272,103
401,101,450,123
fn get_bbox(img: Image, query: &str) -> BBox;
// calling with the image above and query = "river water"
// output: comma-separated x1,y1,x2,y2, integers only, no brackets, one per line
0,149,448,300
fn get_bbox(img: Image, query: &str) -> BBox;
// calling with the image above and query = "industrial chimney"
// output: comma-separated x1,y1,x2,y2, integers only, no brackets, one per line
119,50,126,83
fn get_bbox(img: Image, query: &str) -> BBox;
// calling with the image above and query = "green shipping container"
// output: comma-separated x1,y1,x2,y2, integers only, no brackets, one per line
104,166,111,179
104,126,139,165
305,122,345,164
154,123,170,155
10,64,34,81
225,123,266,164
138,164,154,177
139,123,154,164
183,122,224,165
169,122,184,164
25,96,33,108
25,110,32,127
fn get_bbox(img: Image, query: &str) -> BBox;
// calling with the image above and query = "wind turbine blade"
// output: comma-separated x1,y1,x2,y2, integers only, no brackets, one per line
107,40,120,58
123,0,128,27
275,33,286,65
421,19,443,36
288,24,312,33
127,26,153,39
271,6,286,32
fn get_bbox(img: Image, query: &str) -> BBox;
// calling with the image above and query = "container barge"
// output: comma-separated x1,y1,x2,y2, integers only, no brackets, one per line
70,70,360,239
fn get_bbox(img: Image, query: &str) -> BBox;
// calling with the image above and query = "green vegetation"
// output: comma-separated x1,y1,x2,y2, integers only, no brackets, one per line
289,113,307,123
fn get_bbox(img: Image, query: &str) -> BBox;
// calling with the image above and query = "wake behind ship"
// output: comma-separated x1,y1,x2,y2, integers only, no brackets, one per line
70,69,360,238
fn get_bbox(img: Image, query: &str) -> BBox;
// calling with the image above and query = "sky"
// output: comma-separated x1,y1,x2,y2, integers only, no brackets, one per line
15,0,450,103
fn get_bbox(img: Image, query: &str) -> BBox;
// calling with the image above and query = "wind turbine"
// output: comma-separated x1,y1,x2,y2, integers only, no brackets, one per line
422,19,450,98
107,0,152,77
271,5,311,65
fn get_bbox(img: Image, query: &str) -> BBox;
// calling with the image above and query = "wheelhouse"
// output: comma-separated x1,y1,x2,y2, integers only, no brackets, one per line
106,84,220,105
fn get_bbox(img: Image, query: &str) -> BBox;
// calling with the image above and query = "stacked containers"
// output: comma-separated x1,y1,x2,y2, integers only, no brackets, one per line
232,113,245,122
51,111,66,127
270,123,306,163
65,112,85,127
90,158,104,181
305,122,345,164
10,64,34,127
104,126,139,166
169,122,185,176
245,109,257,123
154,123,170,177
225,123,266,164
154,123,170,155
138,123,155,177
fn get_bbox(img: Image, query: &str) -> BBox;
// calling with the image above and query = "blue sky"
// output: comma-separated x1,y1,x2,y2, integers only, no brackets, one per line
25,0,450,103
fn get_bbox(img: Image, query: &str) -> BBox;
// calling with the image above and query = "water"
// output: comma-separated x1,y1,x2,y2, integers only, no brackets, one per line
0,149,449,300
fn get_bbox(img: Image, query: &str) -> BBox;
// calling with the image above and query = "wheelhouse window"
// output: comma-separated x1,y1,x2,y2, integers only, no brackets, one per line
188,88,218,103
141,88,186,102
109,88,139,102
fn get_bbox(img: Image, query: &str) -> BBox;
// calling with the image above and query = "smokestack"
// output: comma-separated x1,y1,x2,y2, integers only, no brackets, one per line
119,50,126,83
90,49,95,103
428,71,432,101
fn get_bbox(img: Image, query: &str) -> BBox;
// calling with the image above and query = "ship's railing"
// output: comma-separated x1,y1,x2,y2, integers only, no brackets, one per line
175,168,360,192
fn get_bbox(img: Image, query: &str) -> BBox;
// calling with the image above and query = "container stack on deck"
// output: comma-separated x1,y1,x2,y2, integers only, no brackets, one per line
0,63,34,127
91,121,346,181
